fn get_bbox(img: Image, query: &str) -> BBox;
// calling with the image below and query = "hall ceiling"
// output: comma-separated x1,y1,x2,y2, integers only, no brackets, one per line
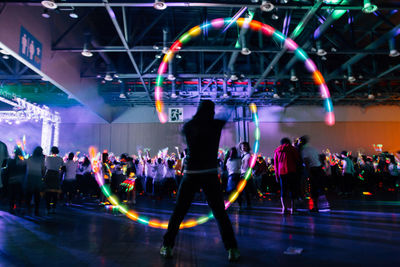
1,0,400,108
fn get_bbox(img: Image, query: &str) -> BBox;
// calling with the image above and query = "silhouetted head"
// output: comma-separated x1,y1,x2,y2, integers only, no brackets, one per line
239,141,250,153
50,146,59,155
280,137,291,145
32,146,43,158
299,135,309,145
194,100,215,120
68,152,74,161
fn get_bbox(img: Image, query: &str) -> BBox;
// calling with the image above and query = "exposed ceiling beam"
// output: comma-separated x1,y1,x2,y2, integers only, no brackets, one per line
9,2,399,10
52,46,395,55
104,1,152,102
326,24,400,81
252,0,324,94
335,63,400,101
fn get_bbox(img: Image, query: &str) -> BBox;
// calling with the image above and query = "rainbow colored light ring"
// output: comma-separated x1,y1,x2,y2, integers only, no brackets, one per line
88,103,259,229
155,17,335,126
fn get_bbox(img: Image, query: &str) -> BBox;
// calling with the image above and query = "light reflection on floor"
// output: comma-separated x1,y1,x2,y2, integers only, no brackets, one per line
0,197,399,266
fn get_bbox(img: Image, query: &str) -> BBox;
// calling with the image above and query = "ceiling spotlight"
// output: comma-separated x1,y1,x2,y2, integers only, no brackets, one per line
81,48,93,57
41,0,58,10
167,74,176,81
171,93,178,99
104,73,113,82
321,56,327,61
81,42,93,57
222,93,229,99
2,54,9,60
153,45,159,50
368,93,375,100
155,54,162,59
69,8,78,19
362,0,378,14
154,0,167,10
273,93,280,99
290,69,298,82
176,54,182,59
331,47,337,52
41,8,51,18
390,49,400,57
114,74,119,78
119,93,127,99
162,47,169,54
348,76,356,83
260,1,274,12
230,74,238,81
316,40,327,56
389,38,399,57
271,13,279,20
241,47,251,55
347,66,355,83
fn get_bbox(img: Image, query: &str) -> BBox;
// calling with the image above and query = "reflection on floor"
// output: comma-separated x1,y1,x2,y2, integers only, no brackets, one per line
0,195,400,266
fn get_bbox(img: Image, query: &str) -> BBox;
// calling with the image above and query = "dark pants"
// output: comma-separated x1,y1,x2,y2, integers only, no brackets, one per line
309,167,325,207
63,180,76,202
279,173,299,199
45,191,58,210
163,172,237,250
26,189,41,213
8,183,23,211
238,175,253,208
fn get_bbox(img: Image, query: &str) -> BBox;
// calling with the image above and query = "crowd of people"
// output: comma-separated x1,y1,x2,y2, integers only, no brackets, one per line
0,138,399,217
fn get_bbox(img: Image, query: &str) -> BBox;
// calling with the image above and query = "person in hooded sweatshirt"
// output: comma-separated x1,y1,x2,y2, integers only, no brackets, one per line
274,137,301,214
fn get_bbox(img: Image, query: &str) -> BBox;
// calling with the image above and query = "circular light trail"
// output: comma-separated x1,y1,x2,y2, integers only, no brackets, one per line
155,17,335,126
89,103,259,229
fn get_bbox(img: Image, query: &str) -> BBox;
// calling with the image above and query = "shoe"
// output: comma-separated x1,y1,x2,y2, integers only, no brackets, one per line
160,246,173,258
228,248,240,262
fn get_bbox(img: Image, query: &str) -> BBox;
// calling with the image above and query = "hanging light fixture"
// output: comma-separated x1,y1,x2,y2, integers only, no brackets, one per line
104,73,113,82
271,13,279,20
290,69,298,82
41,8,51,18
316,40,327,56
389,38,399,57
260,1,274,12
347,66,356,83
362,0,378,14
81,35,93,57
69,7,79,19
81,45,93,57
154,0,167,10
41,0,58,10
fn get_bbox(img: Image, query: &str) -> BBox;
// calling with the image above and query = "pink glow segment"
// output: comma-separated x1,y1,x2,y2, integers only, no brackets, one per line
158,62,167,75
211,18,225,28
320,84,331,99
250,155,257,168
284,38,298,51
326,112,335,126
261,25,275,36
305,58,317,72
155,88,162,100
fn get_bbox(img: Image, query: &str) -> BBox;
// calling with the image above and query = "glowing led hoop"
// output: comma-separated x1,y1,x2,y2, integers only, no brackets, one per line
155,17,335,126
89,103,260,229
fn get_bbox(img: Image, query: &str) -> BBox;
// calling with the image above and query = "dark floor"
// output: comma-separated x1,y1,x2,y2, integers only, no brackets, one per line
1,194,400,267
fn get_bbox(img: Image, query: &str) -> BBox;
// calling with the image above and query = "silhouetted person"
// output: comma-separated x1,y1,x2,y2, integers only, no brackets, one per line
4,147,26,214
25,146,45,216
160,100,239,262
274,137,301,214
